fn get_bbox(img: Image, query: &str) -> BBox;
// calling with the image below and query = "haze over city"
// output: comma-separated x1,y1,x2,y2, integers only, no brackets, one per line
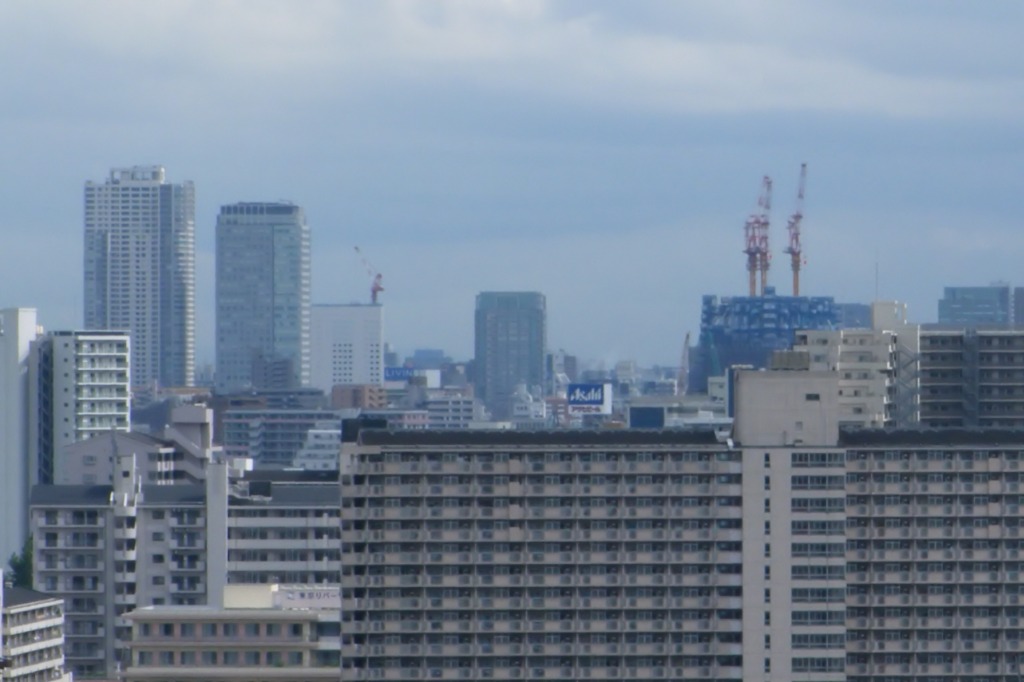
1,1,1021,365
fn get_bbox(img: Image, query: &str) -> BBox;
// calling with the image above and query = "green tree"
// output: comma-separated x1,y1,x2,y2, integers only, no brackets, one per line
6,536,32,588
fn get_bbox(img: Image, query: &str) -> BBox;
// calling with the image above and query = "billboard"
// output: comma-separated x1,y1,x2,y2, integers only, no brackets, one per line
384,366,416,382
567,383,613,415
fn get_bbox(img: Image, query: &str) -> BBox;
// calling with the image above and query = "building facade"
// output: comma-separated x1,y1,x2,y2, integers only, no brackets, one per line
1,586,72,682
29,330,131,485
919,329,1024,428
0,308,39,563
310,304,384,393
124,584,340,681
216,202,311,392
937,285,1013,328
84,166,195,390
474,292,547,420
338,381,845,682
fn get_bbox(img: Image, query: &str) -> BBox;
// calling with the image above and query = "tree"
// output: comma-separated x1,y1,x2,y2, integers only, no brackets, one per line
6,536,32,589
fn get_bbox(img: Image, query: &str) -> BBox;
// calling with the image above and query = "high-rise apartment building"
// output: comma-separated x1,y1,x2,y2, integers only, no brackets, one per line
310,304,383,393
84,166,195,390
474,292,546,419
937,285,1013,328
216,202,311,392
0,308,39,563
338,369,843,682
28,330,131,485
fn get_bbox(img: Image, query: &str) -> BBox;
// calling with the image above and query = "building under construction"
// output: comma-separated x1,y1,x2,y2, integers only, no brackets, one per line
689,164,841,392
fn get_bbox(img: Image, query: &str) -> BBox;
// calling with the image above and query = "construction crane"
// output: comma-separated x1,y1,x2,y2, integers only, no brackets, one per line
742,176,773,296
784,163,808,296
676,331,691,396
354,246,384,304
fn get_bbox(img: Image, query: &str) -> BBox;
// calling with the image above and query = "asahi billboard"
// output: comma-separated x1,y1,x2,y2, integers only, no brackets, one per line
566,383,613,415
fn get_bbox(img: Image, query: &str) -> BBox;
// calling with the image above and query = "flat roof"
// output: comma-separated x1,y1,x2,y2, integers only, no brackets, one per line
4,586,61,608
840,428,1024,447
356,428,723,447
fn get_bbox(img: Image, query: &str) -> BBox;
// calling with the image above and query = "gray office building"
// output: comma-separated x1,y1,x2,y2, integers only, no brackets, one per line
937,285,1012,328
474,292,546,419
84,166,195,389
216,202,311,392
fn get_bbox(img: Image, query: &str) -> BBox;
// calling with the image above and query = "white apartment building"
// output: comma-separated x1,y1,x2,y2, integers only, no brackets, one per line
29,329,131,484
310,304,384,393
30,457,340,679
84,166,195,390
1,586,72,682
124,584,340,681
793,301,920,428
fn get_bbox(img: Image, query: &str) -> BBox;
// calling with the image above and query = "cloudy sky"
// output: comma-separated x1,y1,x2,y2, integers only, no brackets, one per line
1,1,1021,368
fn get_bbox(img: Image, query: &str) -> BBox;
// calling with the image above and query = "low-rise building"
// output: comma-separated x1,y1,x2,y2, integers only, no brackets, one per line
124,583,340,681
1,585,72,682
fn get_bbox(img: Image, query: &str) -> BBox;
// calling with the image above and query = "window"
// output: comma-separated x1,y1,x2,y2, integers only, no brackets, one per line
805,393,820,401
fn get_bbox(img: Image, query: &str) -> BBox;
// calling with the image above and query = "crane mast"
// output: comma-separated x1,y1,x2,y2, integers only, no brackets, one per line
784,163,807,296
354,246,384,304
742,175,772,297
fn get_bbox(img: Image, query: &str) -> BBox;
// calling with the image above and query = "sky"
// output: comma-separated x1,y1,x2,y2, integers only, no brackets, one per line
1,1,1022,369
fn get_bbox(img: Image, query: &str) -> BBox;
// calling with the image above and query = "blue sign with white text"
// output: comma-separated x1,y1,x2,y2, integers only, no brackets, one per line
384,367,415,381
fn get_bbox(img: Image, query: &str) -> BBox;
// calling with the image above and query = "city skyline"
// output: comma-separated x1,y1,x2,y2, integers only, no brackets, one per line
1,2,1021,366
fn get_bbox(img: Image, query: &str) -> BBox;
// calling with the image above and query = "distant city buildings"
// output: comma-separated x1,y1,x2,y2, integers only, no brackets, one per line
474,291,546,419
215,202,311,392
84,166,195,390
29,330,131,485
309,303,384,393
937,284,1014,327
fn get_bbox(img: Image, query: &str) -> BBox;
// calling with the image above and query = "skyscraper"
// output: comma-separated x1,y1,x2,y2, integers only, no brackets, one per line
215,202,311,392
474,291,546,419
84,166,195,389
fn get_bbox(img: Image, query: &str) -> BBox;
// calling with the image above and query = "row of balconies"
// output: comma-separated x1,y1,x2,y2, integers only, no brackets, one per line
852,662,1005,676
850,457,1019,471
346,619,725,635
850,615,1014,629
362,460,738,475
350,642,731,658
343,665,740,681
851,638,1006,652
851,548,1021,561
347,575,719,589
852,593,1021,607
355,596,742,612
851,570,1018,584
851,481,1019,493
363,484,742,498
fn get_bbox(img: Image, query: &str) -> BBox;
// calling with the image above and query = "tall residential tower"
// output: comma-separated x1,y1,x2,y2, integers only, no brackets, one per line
84,166,195,389
215,202,311,392
474,291,546,419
